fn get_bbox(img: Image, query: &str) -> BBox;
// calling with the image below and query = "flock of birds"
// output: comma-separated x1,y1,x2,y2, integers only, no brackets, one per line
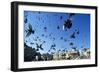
24,12,82,53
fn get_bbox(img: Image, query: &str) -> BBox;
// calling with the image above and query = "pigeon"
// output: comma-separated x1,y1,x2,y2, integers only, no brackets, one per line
63,13,75,30
48,49,50,52
69,13,75,18
72,47,77,50
26,40,28,42
50,44,56,50
36,43,44,50
44,27,47,32
62,49,65,52
36,48,39,51
52,37,55,41
53,48,56,50
42,34,44,37
81,46,83,48
63,19,72,30
24,42,27,46
34,39,37,41
60,37,63,40
70,32,75,39
26,24,35,37
57,26,60,29
49,33,52,37
30,42,34,44
37,36,39,39
52,44,56,47
77,30,79,34
38,12,41,14
64,39,67,42
39,39,41,42
24,18,27,24
70,42,74,46
43,41,46,43
60,16,63,19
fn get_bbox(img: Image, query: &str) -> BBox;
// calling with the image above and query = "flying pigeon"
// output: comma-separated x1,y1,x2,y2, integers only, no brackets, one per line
77,30,79,34
38,12,41,14
44,27,47,32
30,42,34,44
70,42,74,46
26,24,35,37
70,32,75,39
24,18,27,24
52,37,55,41
72,47,77,50
60,16,63,19
60,37,63,40
50,44,56,50
69,13,75,18
64,39,67,42
36,43,44,50
63,19,72,30
57,26,60,29
42,34,44,37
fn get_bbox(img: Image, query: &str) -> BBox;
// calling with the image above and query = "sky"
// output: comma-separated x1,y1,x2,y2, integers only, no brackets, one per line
24,11,90,54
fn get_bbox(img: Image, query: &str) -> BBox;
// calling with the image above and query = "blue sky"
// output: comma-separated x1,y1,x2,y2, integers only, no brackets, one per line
24,11,90,54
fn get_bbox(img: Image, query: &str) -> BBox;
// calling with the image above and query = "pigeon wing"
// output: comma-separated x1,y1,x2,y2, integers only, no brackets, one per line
26,32,31,37
29,24,32,31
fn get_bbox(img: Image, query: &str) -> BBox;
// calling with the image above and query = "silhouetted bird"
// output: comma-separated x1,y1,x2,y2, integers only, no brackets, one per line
49,33,52,37
63,13,75,30
72,47,77,50
37,36,39,39
24,18,27,24
26,24,35,37
60,16,63,19
44,27,47,32
70,32,75,39
42,34,44,37
77,30,79,34
26,40,28,42
69,13,75,18
30,42,34,45
38,12,41,14
53,48,56,50
52,44,56,47
48,49,50,52
63,19,72,30
64,39,67,42
52,37,55,41
39,39,41,42
36,49,39,51
81,46,83,48
75,29,77,32
43,41,46,43
60,37,63,40
24,42,27,48
36,43,44,50
62,49,65,52
34,39,37,41
57,26,60,29
50,44,56,50
70,42,74,46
